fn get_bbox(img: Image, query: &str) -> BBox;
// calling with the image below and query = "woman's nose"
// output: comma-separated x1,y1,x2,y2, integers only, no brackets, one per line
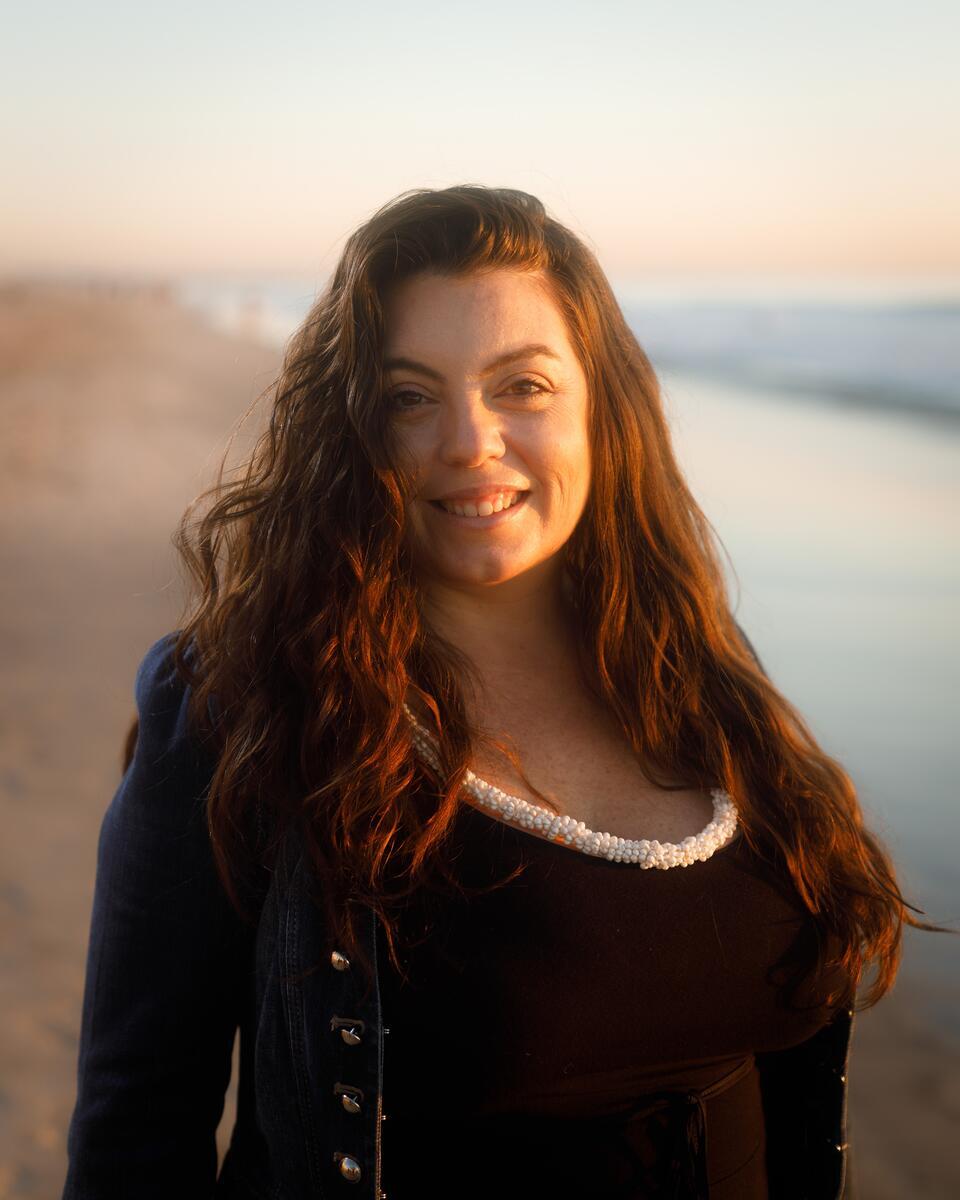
436,393,505,467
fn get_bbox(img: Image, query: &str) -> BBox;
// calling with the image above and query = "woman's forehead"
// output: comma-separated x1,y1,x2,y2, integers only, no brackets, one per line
382,269,575,365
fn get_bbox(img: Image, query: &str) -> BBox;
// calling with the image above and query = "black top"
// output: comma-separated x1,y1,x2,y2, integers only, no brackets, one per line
378,799,847,1199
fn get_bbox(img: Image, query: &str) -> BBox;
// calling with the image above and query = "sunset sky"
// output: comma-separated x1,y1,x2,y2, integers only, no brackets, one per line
3,0,958,281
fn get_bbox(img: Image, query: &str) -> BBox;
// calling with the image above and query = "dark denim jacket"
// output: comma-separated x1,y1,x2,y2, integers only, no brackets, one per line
63,634,854,1199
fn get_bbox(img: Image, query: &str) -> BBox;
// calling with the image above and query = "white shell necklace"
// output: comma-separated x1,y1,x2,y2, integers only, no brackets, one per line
402,703,739,869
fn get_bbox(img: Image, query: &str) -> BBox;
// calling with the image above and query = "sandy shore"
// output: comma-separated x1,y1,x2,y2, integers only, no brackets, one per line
1,283,957,1198
0,281,279,1197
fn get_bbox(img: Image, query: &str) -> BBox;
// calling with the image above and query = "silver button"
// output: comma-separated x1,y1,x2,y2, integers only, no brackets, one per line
340,1091,362,1114
337,1154,362,1181
331,949,351,971
331,1015,365,1044
333,1081,364,1113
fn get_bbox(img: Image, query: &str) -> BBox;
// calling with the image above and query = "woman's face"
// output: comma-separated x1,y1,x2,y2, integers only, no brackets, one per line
382,268,591,592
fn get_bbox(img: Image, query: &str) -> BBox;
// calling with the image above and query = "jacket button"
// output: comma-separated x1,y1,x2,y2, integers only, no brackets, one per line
331,949,351,971
340,1026,362,1046
337,1155,362,1182
340,1091,362,1114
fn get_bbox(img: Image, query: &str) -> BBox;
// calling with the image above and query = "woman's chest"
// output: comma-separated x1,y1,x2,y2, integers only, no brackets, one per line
379,818,837,1118
469,683,715,843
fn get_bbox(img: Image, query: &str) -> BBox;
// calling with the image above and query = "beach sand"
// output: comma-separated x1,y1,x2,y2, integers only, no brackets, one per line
1,283,956,1198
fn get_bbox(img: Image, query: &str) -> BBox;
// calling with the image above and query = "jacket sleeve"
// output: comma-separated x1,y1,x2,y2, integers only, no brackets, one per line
732,618,857,1197
63,634,253,1199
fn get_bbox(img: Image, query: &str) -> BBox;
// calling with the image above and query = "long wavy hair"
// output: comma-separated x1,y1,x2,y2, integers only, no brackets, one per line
133,185,939,1004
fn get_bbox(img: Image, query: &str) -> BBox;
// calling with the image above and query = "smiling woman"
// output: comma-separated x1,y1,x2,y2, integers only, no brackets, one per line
62,186,939,1200
383,271,591,592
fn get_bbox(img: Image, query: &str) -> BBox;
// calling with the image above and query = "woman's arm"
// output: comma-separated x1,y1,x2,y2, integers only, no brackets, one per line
63,635,253,1199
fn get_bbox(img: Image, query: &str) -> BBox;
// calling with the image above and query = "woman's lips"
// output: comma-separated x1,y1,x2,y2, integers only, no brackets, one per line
427,490,530,525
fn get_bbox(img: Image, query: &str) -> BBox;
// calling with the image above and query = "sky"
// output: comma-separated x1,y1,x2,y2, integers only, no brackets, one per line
2,0,958,281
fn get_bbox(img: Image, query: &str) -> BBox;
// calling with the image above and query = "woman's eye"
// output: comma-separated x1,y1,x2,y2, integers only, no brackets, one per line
506,378,548,397
387,379,548,410
388,389,427,411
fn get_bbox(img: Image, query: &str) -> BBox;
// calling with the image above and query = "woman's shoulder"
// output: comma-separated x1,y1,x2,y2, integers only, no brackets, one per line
122,631,218,822
132,629,220,742
134,629,196,707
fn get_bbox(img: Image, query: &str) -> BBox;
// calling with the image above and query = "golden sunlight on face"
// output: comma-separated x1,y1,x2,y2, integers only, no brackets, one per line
382,269,592,592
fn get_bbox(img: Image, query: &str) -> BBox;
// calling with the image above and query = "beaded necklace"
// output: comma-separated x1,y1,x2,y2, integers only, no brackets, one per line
403,703,738,868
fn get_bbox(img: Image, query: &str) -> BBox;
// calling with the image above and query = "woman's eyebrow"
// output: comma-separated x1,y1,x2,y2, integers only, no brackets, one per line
383,343,562,382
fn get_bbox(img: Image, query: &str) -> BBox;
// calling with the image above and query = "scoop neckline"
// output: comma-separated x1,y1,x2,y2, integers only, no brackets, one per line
457,794,743,864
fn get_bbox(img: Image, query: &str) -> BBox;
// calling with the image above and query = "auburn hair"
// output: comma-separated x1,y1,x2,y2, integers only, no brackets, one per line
130,185,941,1005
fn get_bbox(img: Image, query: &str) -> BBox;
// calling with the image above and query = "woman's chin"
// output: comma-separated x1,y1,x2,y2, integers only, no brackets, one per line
416,549,539,590
437,561,527,588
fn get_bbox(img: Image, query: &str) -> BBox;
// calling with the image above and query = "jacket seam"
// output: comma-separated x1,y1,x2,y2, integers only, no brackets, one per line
282,856,325,1191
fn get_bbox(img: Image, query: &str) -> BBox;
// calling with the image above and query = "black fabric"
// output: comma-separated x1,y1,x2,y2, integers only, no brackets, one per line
379,800,847,1199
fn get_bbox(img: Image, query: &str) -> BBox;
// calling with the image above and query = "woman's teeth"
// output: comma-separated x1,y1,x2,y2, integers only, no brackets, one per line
437,491,524,517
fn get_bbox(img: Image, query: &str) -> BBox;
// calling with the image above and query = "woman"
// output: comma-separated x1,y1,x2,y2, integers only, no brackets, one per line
64,186,925,1199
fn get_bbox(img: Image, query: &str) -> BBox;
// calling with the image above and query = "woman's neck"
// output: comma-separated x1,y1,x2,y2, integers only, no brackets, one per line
418,566,579,686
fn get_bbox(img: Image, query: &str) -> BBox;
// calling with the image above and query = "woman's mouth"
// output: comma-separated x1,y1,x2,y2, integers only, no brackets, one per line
428,489,529,521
